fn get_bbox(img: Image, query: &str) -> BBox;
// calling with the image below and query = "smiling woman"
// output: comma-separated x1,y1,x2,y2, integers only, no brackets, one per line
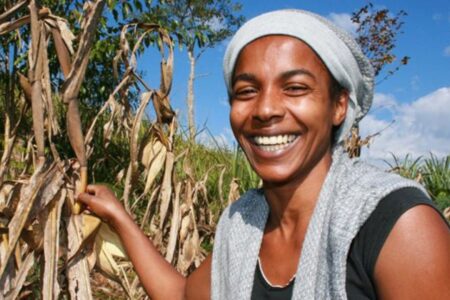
77,9,450,300
230,36,348,186
213,9,450,300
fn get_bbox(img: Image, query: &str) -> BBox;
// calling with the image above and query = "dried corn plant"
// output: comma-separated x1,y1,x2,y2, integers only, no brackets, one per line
0,0,130,298
0,0,246,298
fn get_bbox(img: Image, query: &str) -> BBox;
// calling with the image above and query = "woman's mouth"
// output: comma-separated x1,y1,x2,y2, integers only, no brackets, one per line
251,134,298,152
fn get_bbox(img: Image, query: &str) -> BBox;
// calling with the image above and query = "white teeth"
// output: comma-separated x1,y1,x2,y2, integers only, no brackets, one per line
259,144,287,152
252,134,297,152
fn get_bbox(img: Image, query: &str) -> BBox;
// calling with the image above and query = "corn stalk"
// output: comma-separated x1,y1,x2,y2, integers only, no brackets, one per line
0,1,246,298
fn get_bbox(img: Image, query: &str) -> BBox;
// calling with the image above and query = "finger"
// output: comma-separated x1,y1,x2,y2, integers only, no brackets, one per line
77,192,96,206
86,184,103,195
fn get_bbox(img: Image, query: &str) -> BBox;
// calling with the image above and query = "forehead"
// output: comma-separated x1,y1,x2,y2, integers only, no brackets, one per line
234,35,329,76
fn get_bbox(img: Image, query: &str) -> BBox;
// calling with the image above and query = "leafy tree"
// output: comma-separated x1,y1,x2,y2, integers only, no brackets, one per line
346,2,409,157
139,0,245,140
352,2,409,84
0,0,129,110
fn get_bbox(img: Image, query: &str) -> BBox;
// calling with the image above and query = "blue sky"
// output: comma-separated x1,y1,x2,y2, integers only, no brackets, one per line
142,0,450,164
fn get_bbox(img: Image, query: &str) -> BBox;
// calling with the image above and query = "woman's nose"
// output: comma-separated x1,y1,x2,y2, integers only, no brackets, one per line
252,88,285,124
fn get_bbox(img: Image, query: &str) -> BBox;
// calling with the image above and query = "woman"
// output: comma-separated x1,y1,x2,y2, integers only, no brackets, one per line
78,9,450,300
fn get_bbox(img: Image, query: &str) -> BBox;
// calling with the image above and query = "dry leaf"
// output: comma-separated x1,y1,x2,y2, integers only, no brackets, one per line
94,223,129,282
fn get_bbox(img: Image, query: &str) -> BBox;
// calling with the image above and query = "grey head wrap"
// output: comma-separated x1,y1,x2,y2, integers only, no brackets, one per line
223,9,374,143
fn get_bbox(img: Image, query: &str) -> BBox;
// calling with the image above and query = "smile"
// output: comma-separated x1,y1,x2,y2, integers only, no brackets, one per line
251,134,298,152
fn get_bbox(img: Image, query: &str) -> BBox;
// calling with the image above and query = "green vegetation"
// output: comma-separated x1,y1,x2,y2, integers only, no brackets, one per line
386,154,450,212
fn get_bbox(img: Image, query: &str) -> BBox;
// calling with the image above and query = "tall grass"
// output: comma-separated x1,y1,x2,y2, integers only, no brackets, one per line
386,153,450,212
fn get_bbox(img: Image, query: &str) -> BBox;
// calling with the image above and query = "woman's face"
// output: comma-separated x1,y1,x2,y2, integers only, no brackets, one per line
230,35,348,186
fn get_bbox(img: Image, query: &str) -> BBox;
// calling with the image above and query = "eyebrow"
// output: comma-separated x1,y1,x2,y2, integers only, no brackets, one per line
232,68,316,87
232,73,257,86
280,69,316,81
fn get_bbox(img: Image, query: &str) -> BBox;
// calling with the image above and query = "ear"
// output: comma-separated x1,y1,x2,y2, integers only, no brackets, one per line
332,90,349,126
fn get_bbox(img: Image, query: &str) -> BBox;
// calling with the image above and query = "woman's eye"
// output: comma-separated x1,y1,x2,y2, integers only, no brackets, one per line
284,85,308,94
233,87,257,99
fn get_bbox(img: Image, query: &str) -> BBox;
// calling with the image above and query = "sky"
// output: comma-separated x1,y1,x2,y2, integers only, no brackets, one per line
142,0,450,166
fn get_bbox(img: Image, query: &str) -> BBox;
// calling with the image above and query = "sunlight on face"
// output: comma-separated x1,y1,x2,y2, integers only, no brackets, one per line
230,35,347,187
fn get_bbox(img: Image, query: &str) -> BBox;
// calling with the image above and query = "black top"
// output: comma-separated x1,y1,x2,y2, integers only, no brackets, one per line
251,187,436,299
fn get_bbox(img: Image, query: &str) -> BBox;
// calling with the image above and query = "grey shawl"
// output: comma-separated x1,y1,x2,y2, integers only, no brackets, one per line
211,147,427,299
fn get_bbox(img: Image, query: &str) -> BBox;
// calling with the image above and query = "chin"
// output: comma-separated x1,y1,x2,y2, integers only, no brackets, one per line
253,164,305,187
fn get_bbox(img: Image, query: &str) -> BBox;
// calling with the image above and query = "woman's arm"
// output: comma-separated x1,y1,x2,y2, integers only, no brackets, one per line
77,185,211,300
374,205,450,299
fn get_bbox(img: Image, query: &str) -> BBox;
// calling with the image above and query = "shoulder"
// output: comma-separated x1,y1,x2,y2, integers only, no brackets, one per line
373,190,450,299
350,187,434,269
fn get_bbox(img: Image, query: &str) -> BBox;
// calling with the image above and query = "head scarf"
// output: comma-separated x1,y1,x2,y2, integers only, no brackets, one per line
223,9,374,143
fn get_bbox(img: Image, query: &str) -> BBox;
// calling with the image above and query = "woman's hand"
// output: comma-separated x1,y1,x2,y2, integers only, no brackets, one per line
77,185,127,227
77,184,211,299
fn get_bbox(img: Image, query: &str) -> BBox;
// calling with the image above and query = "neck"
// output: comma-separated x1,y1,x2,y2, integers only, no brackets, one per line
263,150,333,232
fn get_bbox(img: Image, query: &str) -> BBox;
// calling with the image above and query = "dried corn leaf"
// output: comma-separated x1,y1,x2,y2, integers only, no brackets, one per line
228,178,240,205
102,117,115,148
123,91,153,208
66,213,94,300
159,32,174,94
140,187,160,230
20,223,43,252
29,0,46,164
0,164,47,279
178,208,192,245
3,251,35,300
158,151,174,229
29,164,65,221
49,24,71,78
17,73,32,105
142,139,167,195
42,34,61,136
0,9,46,36
177,211,200,273
67,213,101,260
0,230,14,294
141,138,164,168
0,183,14,209
42,189,66,300
63,0,105,98
165,182,181,263
119,25,131,65
94,223,128,282
115,168,125,184
113,49,122,80
56,18,75,54
63,2,105,210
84,95,117,147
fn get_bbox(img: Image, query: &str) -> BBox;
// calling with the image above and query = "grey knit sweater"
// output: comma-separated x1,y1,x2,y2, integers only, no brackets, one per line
211,148,427,299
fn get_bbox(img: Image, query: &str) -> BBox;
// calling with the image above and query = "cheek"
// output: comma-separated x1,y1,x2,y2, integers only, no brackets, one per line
229,104,246,133
287,101,335,131
287,101,324,122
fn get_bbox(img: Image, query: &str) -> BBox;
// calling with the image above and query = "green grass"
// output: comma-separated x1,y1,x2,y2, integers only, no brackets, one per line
385,153,450,212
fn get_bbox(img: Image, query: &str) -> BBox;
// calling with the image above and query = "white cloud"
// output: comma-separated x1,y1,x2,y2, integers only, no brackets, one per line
444,45,450,57
360,88,450,163
371,93,398,113
327,13,358,35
